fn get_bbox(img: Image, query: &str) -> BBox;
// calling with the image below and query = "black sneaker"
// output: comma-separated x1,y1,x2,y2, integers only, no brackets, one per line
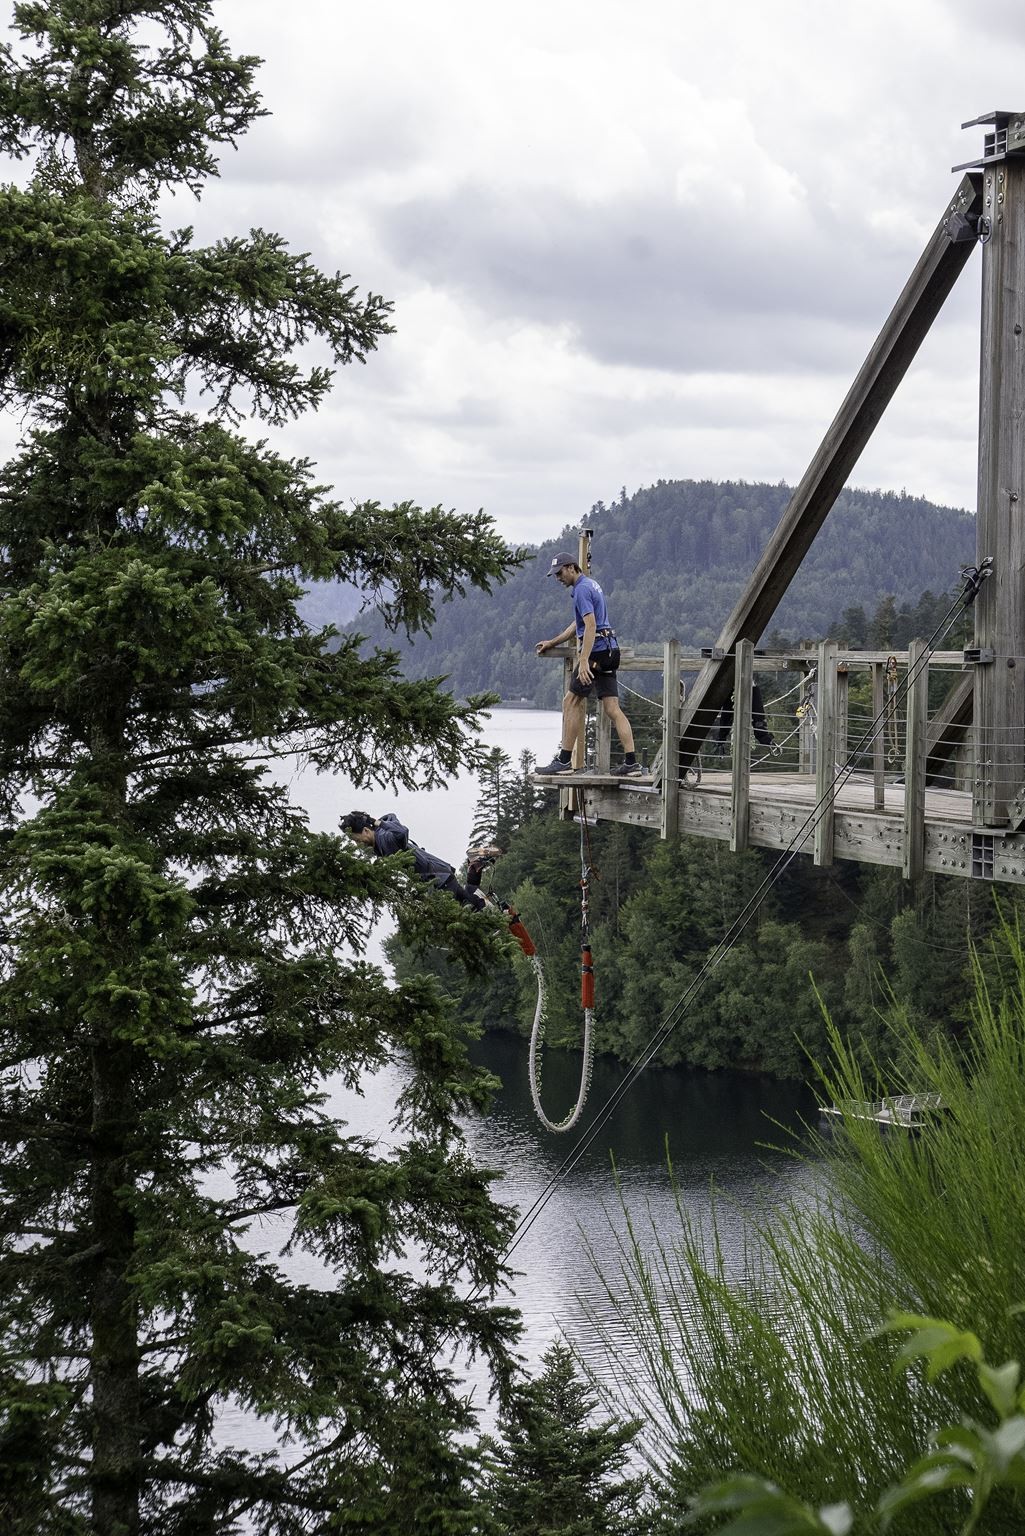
536,756,574,775
617,760,644,777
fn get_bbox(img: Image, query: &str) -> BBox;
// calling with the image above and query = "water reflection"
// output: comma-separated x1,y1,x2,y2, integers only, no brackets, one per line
461,1034,822,1380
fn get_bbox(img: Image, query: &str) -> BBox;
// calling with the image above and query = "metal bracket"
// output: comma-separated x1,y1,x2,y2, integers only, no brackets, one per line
945,208,981,244
954,110,1025,171
963,646,996,665
1009,785,1025,833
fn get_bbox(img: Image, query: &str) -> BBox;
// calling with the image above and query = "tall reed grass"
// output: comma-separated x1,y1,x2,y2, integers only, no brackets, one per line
590,915,1025,1533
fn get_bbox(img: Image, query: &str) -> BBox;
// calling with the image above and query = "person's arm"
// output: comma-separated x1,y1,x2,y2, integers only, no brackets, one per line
535,620,577,655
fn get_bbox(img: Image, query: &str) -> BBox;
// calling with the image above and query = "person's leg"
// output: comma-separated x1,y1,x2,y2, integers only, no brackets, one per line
751,683,773,748
440,873,487,911
601,693,635,753
561,687,586,756
537,685,588,774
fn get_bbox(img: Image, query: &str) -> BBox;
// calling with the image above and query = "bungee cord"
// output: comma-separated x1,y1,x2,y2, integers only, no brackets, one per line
476,562,991,1282
526,788,596,1132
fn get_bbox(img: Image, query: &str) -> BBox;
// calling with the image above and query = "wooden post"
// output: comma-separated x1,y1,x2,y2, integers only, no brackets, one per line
560,653,576,818
836,662,849,770
730,640,754,853
973,154,1025,825
903,639,928,880
595,706,612,774
872,660,886,810
662,639,681,841
799,670,815,775
814,642,837,866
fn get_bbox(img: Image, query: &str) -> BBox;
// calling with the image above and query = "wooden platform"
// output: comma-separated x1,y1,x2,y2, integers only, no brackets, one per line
536,767,1025,885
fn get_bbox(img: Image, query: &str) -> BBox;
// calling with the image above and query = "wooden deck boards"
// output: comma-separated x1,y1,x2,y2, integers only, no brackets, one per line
689,769,974,824
534,766,1025,885
536,767,973,823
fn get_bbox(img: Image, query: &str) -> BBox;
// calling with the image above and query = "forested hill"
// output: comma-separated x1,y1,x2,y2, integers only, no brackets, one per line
343,479,975,705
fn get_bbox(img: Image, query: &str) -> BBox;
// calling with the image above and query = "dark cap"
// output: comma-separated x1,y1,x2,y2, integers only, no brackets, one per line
340,811,375,835
546,552,578,577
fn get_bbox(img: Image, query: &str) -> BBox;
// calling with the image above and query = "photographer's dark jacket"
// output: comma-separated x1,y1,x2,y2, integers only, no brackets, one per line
373,814,454,886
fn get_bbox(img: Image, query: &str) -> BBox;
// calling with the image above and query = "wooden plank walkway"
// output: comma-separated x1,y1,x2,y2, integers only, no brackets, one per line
688,769,974,823
537,767,1025,885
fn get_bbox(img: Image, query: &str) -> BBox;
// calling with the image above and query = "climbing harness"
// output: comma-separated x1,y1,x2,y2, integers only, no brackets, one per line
527,789,596,1133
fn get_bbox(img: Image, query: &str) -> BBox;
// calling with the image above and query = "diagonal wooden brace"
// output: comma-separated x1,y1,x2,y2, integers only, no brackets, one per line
678,171,984,765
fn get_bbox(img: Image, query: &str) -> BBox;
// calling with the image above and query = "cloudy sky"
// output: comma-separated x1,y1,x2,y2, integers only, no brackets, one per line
18,0,1025,547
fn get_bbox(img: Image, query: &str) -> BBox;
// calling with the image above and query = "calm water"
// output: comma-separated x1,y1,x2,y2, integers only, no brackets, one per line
461,1033,818,1379
217,709,821,1448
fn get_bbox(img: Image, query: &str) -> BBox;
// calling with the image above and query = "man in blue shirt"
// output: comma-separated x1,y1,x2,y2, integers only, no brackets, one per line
534,552,640,775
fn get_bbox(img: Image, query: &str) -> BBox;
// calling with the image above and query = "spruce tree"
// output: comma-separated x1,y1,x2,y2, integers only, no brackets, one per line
0,3,522,1531
479,1341,650,1536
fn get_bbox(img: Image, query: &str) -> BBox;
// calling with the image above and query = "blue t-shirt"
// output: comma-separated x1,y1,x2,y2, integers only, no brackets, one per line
572,575,614,651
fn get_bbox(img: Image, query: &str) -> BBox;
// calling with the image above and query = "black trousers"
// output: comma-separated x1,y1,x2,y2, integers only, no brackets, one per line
713,683,773,748
437,872,487,912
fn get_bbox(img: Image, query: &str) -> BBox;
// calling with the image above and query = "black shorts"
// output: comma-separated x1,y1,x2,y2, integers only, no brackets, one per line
569,647,621,700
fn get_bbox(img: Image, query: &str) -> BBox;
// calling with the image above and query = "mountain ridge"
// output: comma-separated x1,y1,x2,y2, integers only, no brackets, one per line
340,479,976,705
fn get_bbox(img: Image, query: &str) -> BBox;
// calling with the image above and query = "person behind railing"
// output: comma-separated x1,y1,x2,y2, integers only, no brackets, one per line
710,683,775,755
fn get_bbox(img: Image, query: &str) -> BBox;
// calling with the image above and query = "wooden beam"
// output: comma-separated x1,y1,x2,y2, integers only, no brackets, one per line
730,640,754,852
973,156,1025,825
814,643,838,866
836,661,850,771
595,704,612,774
678,171,984,763
903,639,928,880
560,653,576,818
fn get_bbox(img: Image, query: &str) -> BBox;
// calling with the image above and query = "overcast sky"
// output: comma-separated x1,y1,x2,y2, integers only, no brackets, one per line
18,0,1025,548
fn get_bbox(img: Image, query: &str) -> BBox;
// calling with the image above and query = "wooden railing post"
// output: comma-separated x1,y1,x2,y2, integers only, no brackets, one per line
559,654,576,819
871,660,886,810
595,703,612,774
814,641,838,866
836,661,849,771
730,640,754,853
661,639,681,841
903,638,927,880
